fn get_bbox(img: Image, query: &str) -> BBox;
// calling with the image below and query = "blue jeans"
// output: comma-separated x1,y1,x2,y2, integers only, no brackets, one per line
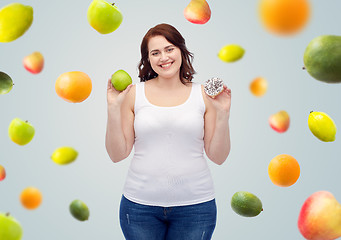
119,195,217,240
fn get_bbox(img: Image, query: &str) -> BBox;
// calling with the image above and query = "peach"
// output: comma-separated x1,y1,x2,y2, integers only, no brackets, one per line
269,110,290,133
250,77,267,97
298,191,341,240
23,51,44,74
0,164,5,181
184,0,211,24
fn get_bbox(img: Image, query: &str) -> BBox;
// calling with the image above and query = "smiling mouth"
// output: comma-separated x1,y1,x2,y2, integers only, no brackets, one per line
160,62,173,68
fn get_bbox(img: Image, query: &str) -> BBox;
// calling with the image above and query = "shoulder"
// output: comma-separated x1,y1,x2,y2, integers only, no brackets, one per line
124,84,136,113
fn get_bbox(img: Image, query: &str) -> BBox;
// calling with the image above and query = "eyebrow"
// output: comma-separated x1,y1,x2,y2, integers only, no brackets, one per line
150,45,175,53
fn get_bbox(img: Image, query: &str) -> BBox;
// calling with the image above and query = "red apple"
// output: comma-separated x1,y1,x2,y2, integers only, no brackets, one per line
269,110,290,133
0,164,6,181
298,191,341,240
184,0,211,24
23,51,44,74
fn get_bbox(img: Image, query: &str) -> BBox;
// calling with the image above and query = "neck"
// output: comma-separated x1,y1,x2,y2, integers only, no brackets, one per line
154,75,187,89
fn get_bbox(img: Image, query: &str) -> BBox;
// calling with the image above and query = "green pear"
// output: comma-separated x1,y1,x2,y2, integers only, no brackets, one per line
111,70,132,91
87,0,123,34
0,71,13,94
0,3,33,42
8,118,35,146
0,212,23,240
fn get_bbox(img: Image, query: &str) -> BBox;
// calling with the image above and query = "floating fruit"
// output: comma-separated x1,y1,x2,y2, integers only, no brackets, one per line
20,187,42,210
303,35,341,83
218,44,245,63
308,111,336,142
259,0,310,35
298,191,341,240
0,212,23,240
0,71,13,94
0,3,33,42
111,69,132,91
23,51,44,74
269,110,290,133
87,0,123,34
268,154,300,187
250,77,267,97
0,164,6,181
8,118,35,146
51,146,78,165
184,0,211,24
69,199,90,221
55,71,92,103
231,191,263,217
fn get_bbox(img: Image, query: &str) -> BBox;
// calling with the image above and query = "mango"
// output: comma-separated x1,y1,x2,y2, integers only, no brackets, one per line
303,35,341,83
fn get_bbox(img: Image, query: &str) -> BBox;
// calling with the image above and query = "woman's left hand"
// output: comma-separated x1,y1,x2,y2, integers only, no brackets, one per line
207,85,231,113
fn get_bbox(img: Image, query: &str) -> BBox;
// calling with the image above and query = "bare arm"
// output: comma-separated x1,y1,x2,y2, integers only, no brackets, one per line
202,85,231,165
105,79,135,163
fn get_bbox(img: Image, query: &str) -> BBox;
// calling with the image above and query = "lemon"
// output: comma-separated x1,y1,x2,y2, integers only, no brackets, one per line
0,3,33,42
218,44,245,63
69,199,90,221
51,147,78,165
308,111,337,142
231,191,263,217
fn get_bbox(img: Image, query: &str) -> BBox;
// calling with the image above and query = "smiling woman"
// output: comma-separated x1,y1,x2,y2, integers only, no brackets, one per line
138,23,196,84
105,23,232,240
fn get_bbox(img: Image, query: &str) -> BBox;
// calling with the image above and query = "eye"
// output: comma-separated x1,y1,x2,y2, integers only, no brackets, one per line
167,48,174,52
151,52,159,56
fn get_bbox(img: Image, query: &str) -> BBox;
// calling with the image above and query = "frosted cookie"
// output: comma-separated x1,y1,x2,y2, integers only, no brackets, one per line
204,77,224,98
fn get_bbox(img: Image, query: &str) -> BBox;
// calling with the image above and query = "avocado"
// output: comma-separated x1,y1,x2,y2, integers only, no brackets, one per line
303,35,341,83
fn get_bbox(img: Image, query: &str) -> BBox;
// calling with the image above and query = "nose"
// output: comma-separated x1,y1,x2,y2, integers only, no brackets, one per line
160,51,169,62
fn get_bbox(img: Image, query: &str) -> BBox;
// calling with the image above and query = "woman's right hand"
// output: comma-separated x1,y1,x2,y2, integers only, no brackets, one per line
107,79,133,107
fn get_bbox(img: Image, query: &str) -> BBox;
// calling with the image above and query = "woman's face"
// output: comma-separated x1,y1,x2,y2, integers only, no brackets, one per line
147,35,182,80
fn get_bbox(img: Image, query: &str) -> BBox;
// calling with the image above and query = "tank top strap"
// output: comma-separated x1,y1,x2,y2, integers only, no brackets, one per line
134,82,148,112
190,82,205,112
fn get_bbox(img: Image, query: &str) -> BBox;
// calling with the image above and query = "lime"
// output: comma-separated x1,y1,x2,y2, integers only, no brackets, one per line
69,199,90,221
51,147,78,165
231,191,263,217
308,111,336,142
218,44,245,63
0,71,13,94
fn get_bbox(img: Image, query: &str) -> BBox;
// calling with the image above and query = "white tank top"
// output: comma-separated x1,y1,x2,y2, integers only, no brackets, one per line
122,81,215,207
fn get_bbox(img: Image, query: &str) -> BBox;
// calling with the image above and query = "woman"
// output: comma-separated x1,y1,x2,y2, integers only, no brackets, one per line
106,23,231,240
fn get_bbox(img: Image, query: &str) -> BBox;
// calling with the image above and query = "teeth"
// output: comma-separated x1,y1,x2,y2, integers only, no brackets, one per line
161,63,172,68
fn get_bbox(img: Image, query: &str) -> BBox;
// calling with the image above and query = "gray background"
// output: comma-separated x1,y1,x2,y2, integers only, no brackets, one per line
1,0,341,239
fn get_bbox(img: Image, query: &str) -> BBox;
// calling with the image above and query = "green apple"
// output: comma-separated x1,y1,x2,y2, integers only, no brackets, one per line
0,212,23,240
87,0,123,34
111,70,132,91
0,71,13,94
0,3,33,42
8,118,35,146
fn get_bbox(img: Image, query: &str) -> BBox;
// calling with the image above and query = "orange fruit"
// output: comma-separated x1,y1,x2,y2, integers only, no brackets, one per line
20,187,42,209
250,77,267,97
259,0,311,35
268,154,300,187
55,71,92,103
